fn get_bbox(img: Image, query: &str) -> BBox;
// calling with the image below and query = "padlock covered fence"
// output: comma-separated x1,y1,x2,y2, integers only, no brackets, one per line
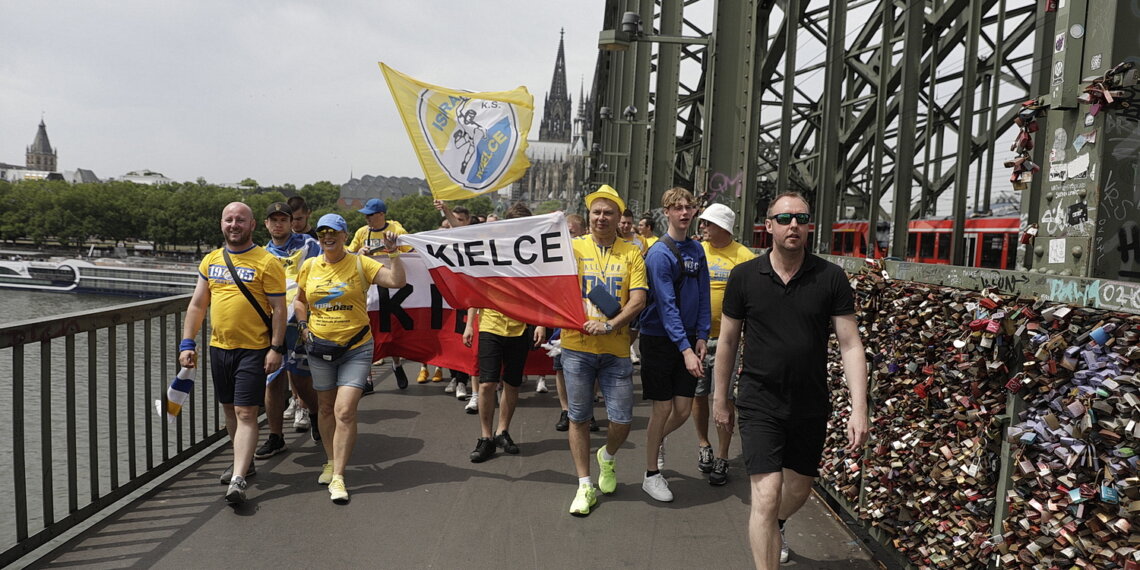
819,257,1140,569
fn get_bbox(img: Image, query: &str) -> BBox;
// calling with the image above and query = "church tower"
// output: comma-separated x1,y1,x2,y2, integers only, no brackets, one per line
538,30,572,143
26,119,57,172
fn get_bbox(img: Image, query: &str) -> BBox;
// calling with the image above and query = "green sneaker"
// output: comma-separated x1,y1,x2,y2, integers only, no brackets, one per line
569,484,597,516
596,447,617,495
318,462,334,485
328,476,349,504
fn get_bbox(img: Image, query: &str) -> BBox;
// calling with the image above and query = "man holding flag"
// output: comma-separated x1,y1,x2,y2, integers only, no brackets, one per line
559,185,647,516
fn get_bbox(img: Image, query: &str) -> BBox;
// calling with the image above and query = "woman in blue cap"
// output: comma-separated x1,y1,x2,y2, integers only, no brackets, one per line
294,213,406,504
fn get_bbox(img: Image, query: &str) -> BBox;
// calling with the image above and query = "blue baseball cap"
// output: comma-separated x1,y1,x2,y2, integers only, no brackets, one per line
358,198,387,215
315,213,348,233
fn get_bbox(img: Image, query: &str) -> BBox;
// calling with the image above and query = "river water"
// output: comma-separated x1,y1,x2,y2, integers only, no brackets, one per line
1,290,177,553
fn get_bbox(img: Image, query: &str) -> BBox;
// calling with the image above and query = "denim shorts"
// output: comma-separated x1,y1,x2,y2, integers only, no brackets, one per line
695,339,738,398
560,348,634,425
308,342,373,392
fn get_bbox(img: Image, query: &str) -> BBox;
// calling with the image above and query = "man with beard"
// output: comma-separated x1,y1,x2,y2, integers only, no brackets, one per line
713,192,868,567
179,202,287,505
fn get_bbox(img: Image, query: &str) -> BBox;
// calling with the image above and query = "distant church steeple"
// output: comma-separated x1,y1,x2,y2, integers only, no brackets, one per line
539,29,572,143
27,119,57,172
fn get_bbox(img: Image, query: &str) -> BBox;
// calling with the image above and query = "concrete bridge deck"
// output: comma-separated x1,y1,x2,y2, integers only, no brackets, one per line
32,366,885,569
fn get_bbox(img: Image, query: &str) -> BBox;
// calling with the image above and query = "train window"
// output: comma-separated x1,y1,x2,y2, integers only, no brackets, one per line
979,233,1005,268
937,234,951,261
907,233,917,257
919,234,935,258
1005,234,1018,269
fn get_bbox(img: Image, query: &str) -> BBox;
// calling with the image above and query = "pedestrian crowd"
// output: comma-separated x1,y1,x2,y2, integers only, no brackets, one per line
178,185,869,569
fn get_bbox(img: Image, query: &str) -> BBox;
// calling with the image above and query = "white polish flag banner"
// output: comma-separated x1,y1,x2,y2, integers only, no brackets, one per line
396,212,586,331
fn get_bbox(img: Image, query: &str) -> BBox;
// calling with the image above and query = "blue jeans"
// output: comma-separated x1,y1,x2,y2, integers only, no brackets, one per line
309,343,373,391
560,348,634,425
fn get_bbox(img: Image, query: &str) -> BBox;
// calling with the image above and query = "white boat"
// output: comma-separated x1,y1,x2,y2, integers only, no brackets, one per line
0,259,196,297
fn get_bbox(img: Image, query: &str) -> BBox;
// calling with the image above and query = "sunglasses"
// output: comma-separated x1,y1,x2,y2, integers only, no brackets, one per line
768,213,811,225
316,229,341,237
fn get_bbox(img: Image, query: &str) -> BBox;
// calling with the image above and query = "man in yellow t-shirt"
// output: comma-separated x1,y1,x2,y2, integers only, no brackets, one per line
692,203,755,487
347,198,408,256
179,202,287,505
562,185,648,517
637,213,659,253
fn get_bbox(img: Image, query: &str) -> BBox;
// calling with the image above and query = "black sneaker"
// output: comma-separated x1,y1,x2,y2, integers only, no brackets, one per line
589,417,600,432
310,411,322,442
495,431,520,454
394,366,408,389
363,376,375,395
555,410,570,432
709,458,729,486
698,445,714,473
254,433,286,459
225,478,247,504
219,463,257,484
469,437,495,463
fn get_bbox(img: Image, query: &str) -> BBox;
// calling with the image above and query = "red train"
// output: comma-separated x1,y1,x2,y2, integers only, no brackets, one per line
752,216,1021,270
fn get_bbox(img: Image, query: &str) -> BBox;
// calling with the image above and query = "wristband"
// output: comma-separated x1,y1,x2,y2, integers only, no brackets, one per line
179,338,197,352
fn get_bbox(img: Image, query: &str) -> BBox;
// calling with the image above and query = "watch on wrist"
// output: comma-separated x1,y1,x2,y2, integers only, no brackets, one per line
603,321,614,333
270,344,286,354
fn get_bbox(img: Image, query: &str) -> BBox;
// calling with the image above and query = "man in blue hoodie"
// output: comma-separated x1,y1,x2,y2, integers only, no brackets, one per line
638,186,711,502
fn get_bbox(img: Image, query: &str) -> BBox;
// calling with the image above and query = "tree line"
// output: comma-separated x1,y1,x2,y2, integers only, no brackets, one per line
0,179,500,254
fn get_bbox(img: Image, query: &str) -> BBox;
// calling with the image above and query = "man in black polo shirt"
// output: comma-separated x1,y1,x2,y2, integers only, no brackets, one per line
712,192,868,568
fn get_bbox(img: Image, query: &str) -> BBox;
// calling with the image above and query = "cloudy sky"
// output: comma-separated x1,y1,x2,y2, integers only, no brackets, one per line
1,1,604,186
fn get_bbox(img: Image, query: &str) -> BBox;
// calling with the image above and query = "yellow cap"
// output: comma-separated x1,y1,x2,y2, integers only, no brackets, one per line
583,184,626,214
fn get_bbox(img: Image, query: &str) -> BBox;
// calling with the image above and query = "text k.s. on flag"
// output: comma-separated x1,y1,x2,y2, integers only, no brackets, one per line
379,63,533,201
397,212,587,331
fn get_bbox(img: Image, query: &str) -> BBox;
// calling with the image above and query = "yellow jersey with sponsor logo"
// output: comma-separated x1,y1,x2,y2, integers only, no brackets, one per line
478,308,527,338
703,240,756,337
347,220,410,254
297,254,383,349
561,235,648,357
198,246,286,350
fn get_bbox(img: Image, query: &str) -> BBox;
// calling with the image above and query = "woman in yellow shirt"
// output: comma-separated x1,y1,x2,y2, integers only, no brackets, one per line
294,213,406,504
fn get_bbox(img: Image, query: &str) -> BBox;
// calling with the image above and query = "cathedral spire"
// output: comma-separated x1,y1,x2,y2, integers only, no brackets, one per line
26,118,58,172
539,29,571,142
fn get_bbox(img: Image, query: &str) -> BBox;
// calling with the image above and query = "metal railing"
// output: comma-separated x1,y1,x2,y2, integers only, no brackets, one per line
0,294,223,567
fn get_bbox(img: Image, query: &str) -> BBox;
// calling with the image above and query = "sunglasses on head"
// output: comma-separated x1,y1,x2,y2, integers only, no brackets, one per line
768,213,811,225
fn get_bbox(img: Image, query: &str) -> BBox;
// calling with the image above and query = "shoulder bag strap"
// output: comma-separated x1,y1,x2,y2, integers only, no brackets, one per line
656,234,687,297
223,249,272,331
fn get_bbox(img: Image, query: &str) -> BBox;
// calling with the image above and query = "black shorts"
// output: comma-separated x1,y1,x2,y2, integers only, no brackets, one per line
737,407,827,477
210,346,268,407
639,333,698,401
477,331,530,387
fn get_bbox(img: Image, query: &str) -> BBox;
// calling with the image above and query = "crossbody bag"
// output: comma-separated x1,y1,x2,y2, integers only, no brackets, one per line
300,255,371,361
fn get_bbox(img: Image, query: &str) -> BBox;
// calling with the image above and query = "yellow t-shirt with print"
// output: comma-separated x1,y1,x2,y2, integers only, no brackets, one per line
347,220,410,254
478,308,527,338
198,246,286,350
297,254,383,349
703,240,756,337
561,236,648,358
643,235,659,252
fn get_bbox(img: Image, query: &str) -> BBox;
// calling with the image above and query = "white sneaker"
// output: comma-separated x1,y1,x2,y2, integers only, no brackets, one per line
642,473,673,502
536,377,549,393
283,398,296,421
456,381,469,400
293,407,310,431
465,392,478,414
780,526,790,562
445,378,457,393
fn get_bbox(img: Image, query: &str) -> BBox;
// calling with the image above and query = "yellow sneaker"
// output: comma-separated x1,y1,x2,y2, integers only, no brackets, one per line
416,367,429,383
329,476,349,504
596,447,617,495
431,368,444,382
318,462,333,485
569,484,597,516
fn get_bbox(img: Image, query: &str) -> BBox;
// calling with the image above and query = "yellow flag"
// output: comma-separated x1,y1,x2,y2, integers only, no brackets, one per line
380,63,533,200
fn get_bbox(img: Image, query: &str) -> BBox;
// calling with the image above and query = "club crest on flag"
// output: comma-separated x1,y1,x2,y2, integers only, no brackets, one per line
380,63,533,200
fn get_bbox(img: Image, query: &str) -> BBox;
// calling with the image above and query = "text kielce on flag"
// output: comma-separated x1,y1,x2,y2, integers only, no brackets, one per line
379,63,533,201
368,252,553,377
397,212,587,332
